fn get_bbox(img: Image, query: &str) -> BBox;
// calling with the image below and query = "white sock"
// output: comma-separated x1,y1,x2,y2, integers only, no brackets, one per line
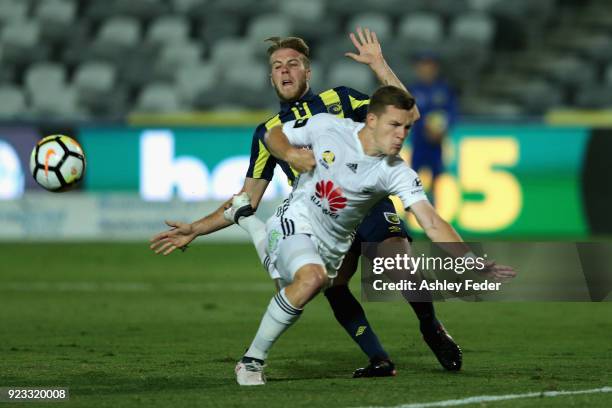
244,288,303,361
237,215,278,277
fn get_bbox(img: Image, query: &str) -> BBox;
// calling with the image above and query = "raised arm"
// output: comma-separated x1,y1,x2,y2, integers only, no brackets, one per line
345,26,408,92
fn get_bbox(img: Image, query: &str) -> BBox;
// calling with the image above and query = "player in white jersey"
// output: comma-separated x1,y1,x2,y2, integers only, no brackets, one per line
232,86,515,385
265,112,427,283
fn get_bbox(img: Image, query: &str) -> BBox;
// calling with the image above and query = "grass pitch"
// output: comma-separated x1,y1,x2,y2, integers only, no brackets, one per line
0,243,610,407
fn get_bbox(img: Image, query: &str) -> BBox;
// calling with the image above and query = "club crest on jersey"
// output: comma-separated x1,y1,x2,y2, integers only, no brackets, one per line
327,103,342,115
384,212,401,225
319,150,335,169
311,180,347,218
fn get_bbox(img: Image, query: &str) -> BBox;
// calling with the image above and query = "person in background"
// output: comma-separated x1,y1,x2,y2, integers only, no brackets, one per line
408,52,459,204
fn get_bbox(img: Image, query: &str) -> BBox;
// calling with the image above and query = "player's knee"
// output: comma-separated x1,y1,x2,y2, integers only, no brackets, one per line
295,264,328,293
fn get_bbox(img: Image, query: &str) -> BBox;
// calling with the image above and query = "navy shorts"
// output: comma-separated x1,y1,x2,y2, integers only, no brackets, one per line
349,197,411,255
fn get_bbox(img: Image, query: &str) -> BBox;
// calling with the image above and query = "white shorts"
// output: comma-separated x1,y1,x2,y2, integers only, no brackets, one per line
266,201,344,284
273,234,325,287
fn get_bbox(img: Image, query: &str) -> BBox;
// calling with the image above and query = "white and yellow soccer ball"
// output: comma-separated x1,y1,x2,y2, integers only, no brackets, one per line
30,135,86,192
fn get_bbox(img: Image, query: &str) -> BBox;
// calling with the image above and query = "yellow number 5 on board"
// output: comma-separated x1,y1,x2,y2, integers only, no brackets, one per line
458,138,521,231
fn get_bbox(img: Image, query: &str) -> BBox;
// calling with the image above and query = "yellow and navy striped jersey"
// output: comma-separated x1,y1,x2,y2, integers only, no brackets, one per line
246,86,370,183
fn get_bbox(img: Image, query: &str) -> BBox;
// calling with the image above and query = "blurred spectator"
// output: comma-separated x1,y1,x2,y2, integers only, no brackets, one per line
408,52,458,204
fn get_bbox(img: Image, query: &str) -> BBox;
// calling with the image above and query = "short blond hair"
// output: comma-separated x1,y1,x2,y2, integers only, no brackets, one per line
265,36,311,68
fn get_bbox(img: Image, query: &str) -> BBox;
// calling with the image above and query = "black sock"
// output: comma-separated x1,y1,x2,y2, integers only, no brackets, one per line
409,302,440,334
401,283,441,334
324,285,389,361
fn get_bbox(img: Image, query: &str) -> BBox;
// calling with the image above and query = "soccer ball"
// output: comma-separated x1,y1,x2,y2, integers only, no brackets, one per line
30,135,86,192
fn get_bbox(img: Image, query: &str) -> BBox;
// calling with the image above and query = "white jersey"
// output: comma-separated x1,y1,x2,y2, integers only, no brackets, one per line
267,113,428,274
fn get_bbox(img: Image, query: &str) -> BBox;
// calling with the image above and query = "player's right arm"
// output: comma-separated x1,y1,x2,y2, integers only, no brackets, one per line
264,117,326,173
149,177,270,255
264,126,315,173
150,125,274,256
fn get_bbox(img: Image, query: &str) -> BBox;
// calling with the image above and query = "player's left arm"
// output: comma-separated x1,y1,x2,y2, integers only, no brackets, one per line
410,200,516,280
345,26,408,92
386,162,515,279
384,163,464,245
410,200,465,248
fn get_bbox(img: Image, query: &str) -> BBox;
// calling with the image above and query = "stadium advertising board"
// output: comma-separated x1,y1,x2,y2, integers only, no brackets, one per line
0,126,83,199
0,127,44,199
78,126,292,201
78,125,590,237
0,193,279,241
403,125,589,237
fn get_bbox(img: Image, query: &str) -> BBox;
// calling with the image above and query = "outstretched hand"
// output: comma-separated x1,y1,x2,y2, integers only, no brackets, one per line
345,26,384,66
149,220,196,256
479,261,517,282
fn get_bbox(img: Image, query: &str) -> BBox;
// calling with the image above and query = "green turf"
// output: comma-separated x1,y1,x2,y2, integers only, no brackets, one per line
0,243,610,407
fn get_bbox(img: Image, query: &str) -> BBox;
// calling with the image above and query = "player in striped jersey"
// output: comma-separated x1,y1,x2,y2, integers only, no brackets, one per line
150,28,460,377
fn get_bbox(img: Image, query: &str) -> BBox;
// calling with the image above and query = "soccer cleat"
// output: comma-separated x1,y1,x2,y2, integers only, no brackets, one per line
422,324,462,371
235,359,266,386
224,192,254,224
352,358,397,378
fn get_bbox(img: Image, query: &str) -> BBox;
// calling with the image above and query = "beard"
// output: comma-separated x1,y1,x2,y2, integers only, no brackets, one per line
274,79,309,103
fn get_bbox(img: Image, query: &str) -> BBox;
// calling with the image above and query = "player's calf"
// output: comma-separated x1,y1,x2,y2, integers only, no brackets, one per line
324,285,392,371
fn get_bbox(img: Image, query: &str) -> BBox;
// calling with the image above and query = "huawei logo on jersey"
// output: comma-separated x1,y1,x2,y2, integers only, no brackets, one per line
311,180,347,218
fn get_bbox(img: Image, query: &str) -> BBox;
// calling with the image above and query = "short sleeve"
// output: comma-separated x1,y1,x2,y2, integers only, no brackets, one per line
343,86,370,123
281,114,335,146
385,159,428,208
246,124,277,181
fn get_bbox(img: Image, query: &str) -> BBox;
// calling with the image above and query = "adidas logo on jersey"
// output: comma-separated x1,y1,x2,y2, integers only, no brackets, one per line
311,180,347,218
346,163,358,173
